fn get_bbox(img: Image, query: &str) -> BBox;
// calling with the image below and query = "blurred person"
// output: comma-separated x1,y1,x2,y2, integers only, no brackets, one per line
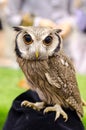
3,0,86,73
4,0,73,26
67,0,86,74
55,0,86,74
74,0,86,33
2,0,73,68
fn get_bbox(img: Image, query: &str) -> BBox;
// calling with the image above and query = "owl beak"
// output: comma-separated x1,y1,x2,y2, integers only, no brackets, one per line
35,51,39,58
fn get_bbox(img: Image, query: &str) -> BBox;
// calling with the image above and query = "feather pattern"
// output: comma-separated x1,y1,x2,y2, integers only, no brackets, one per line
17,50,83,118
14,26,83,120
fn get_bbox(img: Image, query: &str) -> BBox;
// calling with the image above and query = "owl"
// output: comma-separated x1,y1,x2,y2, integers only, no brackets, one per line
13,26,83,121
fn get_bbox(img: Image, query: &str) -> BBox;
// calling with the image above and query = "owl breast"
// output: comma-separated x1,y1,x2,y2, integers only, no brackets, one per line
26,60,57,104
17,57,68,106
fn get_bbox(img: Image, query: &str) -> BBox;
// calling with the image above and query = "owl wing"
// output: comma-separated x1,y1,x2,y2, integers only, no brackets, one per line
45,50,83,118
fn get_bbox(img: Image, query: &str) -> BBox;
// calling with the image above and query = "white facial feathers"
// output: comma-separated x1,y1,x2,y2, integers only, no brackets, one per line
14,26,62,60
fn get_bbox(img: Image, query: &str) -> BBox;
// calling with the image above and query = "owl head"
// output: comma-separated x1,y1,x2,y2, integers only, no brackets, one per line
13,26,62,60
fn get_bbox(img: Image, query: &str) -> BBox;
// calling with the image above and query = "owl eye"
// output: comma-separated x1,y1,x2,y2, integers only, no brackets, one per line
23,34,33,45
43,36,53,46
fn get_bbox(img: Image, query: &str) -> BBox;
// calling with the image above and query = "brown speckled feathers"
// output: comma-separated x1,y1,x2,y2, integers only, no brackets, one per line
14,26,83,120
17,50,83,118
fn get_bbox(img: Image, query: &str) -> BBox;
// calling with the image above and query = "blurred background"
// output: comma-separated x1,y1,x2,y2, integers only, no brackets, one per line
0,0,86,129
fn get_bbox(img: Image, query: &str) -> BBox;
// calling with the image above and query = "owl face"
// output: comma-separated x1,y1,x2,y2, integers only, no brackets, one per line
14,26,62,60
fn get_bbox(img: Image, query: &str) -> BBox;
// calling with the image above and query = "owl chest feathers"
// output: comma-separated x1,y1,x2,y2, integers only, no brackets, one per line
17,53,83,117
19,53,73,106
26,60,56,104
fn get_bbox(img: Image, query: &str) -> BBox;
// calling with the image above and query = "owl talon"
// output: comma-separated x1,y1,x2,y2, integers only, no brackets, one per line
21,100,29,107
21,100,45,111
44,104,68,121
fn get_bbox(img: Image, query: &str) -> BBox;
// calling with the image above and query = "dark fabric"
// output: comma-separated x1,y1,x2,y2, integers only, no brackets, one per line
3,90,84,130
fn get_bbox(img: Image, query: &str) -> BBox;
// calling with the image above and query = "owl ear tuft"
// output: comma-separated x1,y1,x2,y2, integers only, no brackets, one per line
56,29,62,33
13,26,23,32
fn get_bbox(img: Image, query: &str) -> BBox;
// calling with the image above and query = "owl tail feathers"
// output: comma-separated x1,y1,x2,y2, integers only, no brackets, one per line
82,99,86,107
77,99,86,120
77,112,83,120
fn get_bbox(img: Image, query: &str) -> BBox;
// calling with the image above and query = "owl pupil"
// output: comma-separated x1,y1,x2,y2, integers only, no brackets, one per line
23,34,33,44
44,36,53,45
24,34,32,42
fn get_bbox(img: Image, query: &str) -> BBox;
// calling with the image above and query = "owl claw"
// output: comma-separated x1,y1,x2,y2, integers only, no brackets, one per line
21,100,29,107
44,104,68,121
21,100,45,111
